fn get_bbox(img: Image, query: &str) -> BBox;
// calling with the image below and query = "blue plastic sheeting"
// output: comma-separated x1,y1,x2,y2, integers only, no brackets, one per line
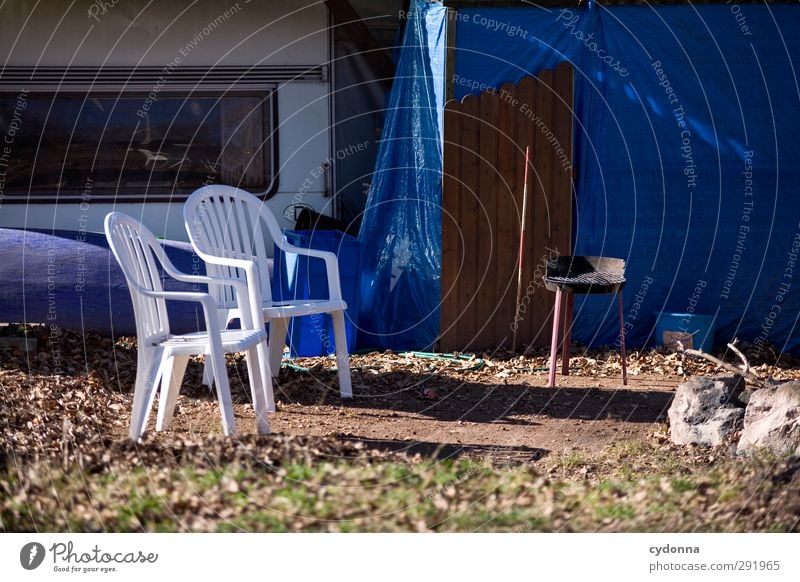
0,229,204,337
455,4,800,353
357,0,446,350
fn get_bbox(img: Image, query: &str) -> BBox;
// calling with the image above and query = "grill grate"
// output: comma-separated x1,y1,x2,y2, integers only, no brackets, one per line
546,272,626,287
544,256,626,294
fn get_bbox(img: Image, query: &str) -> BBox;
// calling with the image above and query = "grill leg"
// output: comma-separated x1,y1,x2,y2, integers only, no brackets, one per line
618,292,628,386
561,293,574,376
548,287,563,388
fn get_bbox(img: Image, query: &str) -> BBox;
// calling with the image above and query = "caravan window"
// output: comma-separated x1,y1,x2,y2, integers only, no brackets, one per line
0,91,275,202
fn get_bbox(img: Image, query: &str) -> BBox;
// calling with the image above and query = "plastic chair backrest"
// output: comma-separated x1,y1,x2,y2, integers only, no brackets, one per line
104,212,171,345
185,185,284,307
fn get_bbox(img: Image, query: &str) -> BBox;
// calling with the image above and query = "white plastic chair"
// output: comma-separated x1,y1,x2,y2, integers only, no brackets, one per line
183,184,352,407
104,212,271,440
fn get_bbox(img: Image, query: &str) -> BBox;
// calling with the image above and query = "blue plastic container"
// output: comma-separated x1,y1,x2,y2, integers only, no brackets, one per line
272,230,361,357
656,312,716,352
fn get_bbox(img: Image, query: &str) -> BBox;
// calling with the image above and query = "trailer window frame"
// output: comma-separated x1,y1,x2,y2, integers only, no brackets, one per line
0,87,279,204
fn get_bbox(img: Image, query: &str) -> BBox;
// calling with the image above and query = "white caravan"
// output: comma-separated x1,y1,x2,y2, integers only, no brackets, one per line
0,0,336,240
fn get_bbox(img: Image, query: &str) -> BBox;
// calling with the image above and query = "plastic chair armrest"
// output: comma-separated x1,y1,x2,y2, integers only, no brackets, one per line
180,252,263,327
275,242,343,301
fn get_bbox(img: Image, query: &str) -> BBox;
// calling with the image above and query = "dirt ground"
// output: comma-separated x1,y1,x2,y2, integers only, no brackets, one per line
149,352,680,465
3,324,793,466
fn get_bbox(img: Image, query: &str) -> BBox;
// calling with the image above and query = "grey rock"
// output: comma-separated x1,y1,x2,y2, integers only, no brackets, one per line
668,375,745,446
737,386,756,406
737,381,800,456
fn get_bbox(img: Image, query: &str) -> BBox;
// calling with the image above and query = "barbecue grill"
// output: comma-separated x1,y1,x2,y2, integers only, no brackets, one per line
544,256,628,387
544,256,626,294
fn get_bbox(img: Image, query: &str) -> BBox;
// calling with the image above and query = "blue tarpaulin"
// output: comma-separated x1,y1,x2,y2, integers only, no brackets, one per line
455,3,800,353
357,0,446,350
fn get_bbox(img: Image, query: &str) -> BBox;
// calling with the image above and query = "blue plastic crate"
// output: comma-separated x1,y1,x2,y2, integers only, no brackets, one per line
272,230,361,357
656,312,716,352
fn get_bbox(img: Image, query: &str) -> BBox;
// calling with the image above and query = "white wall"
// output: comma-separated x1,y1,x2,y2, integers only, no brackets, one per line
0,0,327,66
0,0,333,240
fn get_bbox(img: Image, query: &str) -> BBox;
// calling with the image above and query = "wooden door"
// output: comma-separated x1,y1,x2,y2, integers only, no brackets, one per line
440,62,574,352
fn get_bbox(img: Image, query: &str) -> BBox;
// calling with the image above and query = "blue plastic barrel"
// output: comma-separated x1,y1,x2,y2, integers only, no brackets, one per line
272,230,361,357
656,312,716,352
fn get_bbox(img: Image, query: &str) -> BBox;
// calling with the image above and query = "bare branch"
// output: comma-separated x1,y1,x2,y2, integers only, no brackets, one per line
726,339,750,378
676,340,767,388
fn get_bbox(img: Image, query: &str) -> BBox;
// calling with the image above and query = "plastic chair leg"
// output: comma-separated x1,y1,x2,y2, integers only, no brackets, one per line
129,347,165,441
548,288,563,388
255,338,276,413
331,310,352,399
156,355,189,431
208,346,236,436
561,293,574,376
201,359,213,387
244,345,270,434
268,317,289,378
618,292,628,386
201,312,235,388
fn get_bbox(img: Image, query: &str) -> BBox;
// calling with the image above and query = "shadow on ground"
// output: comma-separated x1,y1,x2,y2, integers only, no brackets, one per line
275,368,673,425
339,435,547,465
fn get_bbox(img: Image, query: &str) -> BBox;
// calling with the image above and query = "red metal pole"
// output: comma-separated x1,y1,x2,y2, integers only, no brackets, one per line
618,292,628,385
512,146,531,353
561,293,574,376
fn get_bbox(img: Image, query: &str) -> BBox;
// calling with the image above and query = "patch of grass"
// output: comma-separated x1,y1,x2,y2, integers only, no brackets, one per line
218,513,289,533
670,478,696,493
194,468,225,489
558,450,588,469
767,522,794,533
1,441,798,533
597,479,627,494
717,487,741,503
284,463,316,482
595,502,637,521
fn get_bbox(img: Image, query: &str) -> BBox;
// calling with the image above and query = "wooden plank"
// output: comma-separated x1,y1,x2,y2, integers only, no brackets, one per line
440,100,462,351
476,90,500,350
493,82,519,348
551,62,574,256
551,64,575,356
457,94,480,351
509,80,526,349
515,76,536,350
529,69,555,347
